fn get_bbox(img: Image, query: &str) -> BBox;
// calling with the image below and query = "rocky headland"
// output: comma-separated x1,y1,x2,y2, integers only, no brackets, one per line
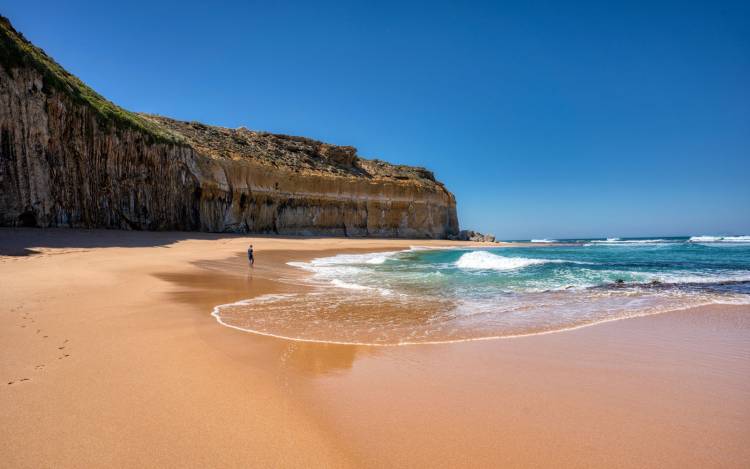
0,17,458,237
448,230,497,243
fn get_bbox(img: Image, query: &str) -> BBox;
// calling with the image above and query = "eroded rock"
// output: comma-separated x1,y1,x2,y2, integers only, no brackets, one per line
0,17,459,238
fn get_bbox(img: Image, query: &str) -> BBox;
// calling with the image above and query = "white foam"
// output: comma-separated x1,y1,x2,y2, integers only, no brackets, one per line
365,255,390,264
407,245,454,251
289,246,459,273
690,236,720,242
287,252,397,295
689,235,750,243
531,239,558,243
330,279,392,295
211,293,298,312
286,261,316,271
656,272,750,284
455,251,548,271
312,251,400,266
330,279,370,290
287,251,400,271
210,245,750,346
589,238,672,245
210,289,750,347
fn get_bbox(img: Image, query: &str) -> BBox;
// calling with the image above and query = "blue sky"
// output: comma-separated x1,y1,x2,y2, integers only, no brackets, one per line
2,0,748,239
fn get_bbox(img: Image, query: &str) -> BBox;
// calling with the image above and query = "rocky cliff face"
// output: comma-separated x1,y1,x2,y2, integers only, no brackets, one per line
0,17,458,237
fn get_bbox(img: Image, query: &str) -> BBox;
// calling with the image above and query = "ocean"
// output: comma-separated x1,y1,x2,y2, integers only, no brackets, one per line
213,236,750,345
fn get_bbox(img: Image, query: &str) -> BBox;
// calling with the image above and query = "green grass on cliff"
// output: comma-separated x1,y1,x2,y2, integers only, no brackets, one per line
0,15,181,144
0,16,445,186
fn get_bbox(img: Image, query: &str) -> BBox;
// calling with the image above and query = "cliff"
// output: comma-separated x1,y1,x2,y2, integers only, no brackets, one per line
0,16,458,237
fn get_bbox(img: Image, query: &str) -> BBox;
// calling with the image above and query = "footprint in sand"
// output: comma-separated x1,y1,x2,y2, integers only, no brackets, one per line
34,364,45,370
7,378,31,385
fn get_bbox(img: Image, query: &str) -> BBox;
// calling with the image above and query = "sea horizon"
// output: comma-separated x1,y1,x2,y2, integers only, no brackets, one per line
2,1,748,466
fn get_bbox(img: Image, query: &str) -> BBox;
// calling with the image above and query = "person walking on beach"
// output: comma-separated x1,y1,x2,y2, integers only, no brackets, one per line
247,244,254,267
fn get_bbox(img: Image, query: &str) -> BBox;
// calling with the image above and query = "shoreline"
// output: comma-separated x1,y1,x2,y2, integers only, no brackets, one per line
211,297,750,348
209,241,749,347
1,228,748,468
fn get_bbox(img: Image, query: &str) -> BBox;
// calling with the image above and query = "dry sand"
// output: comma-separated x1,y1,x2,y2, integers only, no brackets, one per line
1,228,748,468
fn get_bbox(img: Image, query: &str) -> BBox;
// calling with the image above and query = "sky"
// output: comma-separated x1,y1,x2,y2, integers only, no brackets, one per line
2,0,748,239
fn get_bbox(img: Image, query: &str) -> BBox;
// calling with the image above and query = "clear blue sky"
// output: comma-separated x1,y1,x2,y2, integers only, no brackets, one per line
2,0,748,239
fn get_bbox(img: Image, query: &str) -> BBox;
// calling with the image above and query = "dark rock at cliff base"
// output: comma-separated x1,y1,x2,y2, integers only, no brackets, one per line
0,16,459,238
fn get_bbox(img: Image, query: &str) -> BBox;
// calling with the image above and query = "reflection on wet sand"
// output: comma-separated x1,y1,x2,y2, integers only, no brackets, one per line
154,258,376,376
277,341,373,376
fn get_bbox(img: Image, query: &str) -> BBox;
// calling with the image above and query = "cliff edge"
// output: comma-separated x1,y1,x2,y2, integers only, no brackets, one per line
0,16,458,237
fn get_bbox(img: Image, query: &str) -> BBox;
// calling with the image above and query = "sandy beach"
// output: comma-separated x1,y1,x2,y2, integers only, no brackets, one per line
1,228,748,468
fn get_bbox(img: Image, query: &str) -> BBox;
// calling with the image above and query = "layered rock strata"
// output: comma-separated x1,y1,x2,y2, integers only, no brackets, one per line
0,17,458,237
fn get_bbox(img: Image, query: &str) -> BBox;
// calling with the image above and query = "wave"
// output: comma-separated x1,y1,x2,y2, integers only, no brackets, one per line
720,236,750,242
530,239,557,243
331,279,393,295
290,246,456,268
656,272,750,285
287,251,400,270
213,245,750,346
407,245,454,251
210,287,750,347
689,235,750,243
455,251,550,270
287,251,402,295
590,238,670,244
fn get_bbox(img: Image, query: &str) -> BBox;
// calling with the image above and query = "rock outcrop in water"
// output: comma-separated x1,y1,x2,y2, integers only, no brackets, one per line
0,17,458,237
449,230,496,242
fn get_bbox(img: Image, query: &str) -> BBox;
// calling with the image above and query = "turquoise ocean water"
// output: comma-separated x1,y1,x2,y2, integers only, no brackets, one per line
214,236,750,345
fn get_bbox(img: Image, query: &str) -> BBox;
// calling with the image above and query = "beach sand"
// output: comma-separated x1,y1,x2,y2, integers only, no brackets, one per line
1,228,748,468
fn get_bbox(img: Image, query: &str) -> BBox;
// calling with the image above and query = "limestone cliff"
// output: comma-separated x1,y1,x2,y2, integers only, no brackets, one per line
0,17,458,237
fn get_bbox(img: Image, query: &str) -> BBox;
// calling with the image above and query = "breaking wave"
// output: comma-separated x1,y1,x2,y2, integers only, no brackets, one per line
210,241,750,346
589,238,672,244
689,235,750,243
455,251,550,270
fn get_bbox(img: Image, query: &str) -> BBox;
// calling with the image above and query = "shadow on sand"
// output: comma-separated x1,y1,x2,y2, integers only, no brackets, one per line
0,227,247,256
2,226,378,376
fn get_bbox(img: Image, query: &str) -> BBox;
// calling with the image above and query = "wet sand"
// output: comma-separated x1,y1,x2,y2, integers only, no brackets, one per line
1,228,748,468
